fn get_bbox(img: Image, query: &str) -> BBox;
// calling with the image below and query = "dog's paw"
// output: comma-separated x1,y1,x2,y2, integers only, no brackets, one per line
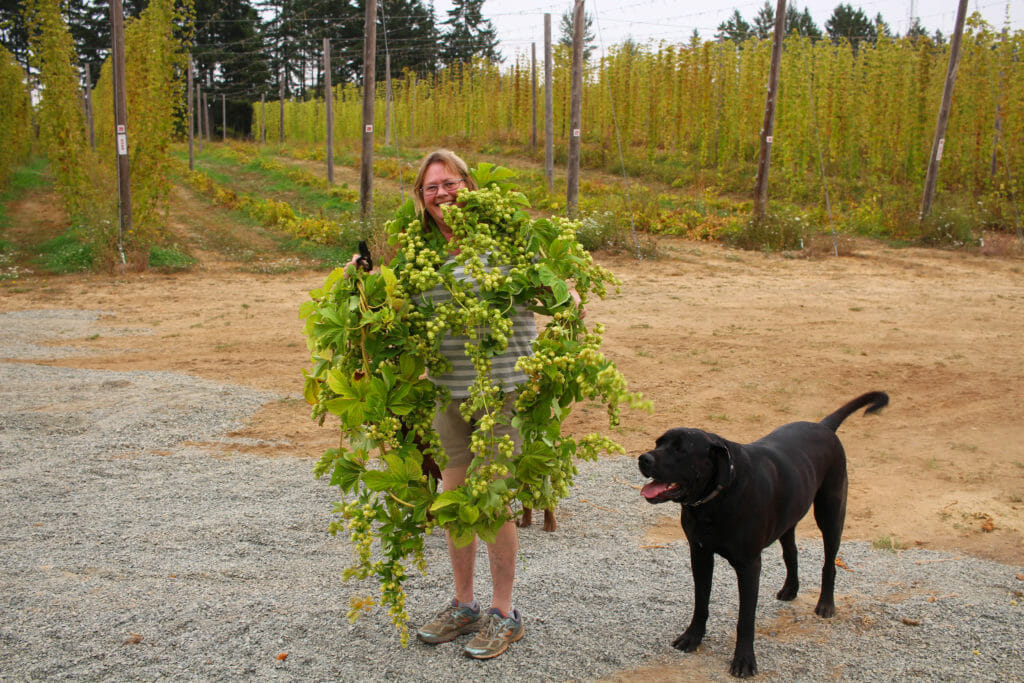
814,599,836,618
671,627,704,652
729,651,758,678
776,579,799,601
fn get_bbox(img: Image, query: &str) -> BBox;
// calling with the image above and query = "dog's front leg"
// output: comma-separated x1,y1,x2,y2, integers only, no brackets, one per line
673,546,713,652
729,556,762,677
542,508,556,532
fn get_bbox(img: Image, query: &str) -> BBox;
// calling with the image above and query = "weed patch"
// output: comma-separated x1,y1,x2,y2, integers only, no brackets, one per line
36,231,93,273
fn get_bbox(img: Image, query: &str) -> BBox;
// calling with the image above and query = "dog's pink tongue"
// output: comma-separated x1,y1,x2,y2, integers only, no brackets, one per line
642,481,673,500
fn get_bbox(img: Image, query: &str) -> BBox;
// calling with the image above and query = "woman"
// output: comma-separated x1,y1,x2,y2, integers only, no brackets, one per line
409,149,534,659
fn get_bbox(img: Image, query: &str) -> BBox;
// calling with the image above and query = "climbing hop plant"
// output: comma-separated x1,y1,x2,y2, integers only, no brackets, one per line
301,164,649,644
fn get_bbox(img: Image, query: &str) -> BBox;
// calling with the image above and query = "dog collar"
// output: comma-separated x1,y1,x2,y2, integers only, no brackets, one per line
685,444,736,508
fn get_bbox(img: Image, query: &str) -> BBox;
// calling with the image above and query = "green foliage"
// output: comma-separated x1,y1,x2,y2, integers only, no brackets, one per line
90,0,193,266
301,166,648,643
182,164,358,245
23,0,95,220
36,230,94,273
191,0,266,102
440,0,500,66
574,211,623,251
917,204,980,247
723,212,806,252
716,10,753,43
0,46,32,187
148,244,195,269
825,4,876,52
256,20,1022,243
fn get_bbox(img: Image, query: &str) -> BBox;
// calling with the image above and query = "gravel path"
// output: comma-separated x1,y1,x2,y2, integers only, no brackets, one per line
1,310,1022,681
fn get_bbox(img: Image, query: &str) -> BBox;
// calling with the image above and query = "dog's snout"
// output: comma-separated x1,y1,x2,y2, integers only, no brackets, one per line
638,451,655,477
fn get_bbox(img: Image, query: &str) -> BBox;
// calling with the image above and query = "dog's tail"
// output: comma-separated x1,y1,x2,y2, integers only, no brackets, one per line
820,391,889,432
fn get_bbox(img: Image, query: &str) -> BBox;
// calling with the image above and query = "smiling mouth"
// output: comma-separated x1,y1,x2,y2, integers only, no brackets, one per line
641,480,683,504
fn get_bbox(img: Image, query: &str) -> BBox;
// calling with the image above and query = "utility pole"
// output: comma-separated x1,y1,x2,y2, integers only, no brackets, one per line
752,0,786,219
279,72,285,143
544,13,554,191
360,0,377,220
221,93,226,141
324,38,334,184
108,0,131,268
187,55,194,169
920,0,968,220
566,0,584,217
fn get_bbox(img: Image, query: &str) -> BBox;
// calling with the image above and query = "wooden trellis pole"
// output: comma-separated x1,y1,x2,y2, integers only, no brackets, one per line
360,0,377,219
920,0,968,220
108,0,131,267
544,13,554,192
324,38,334,184
187,55,194,168
752,0,786,219
566,0,584,217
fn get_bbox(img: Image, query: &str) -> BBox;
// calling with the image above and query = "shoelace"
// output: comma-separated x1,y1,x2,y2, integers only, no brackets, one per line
478,613,510,639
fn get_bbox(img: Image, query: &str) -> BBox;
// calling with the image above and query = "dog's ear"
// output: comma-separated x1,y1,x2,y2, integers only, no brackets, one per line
706,434,728,457
707,435,736,487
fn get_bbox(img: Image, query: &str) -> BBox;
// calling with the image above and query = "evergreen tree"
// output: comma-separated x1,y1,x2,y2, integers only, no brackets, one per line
752,3,823,41
905,16,929,42
65,0,110,85
440,0,500,66
1,0,137,76
715,10,753,43
787,6,822,40
194,0,270,97
825,3,876,53
558,6,595,62
374,0,439,79
873,12,891,39
0,0,31,68
753,2,775,39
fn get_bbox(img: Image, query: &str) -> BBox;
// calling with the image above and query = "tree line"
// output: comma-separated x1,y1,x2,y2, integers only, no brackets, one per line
715,2,948,47
1,1,962,106
0,0,500,101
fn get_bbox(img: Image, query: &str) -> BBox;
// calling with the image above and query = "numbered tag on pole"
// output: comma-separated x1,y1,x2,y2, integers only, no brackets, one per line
365,124,373,134
116,124,128,156
573,128,580,138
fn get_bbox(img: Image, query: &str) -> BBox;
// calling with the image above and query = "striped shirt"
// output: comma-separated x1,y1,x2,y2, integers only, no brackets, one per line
418,255,537,399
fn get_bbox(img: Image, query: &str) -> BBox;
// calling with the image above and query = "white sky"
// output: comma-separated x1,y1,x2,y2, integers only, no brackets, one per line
432,0,1024,58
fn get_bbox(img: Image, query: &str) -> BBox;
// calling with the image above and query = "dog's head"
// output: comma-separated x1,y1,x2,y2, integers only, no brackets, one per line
638,428,735,506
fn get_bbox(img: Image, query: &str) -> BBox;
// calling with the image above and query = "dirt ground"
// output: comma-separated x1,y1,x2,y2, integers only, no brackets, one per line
3,189,1023,570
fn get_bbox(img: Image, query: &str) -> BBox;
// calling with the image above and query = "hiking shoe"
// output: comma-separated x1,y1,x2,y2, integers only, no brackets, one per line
462,608,524,659
415,599,481,644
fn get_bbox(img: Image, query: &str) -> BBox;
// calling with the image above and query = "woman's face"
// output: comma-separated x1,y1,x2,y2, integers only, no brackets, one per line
421,161,466,239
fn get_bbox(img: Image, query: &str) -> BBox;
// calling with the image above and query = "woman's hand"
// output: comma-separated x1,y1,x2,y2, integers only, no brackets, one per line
570,287,585,319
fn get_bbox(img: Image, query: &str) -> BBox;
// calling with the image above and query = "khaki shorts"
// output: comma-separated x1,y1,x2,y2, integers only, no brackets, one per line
433,394,522,470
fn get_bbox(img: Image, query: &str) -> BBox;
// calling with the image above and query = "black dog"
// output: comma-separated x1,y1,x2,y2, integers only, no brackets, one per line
637,391,888,677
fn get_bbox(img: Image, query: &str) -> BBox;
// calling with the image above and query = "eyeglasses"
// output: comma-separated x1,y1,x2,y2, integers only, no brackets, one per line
422,178,465,197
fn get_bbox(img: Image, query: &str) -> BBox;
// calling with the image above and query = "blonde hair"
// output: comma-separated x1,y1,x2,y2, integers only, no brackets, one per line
412,149,476,220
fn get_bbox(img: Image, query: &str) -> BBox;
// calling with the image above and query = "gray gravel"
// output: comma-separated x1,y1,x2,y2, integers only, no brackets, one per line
1,310,1022,681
